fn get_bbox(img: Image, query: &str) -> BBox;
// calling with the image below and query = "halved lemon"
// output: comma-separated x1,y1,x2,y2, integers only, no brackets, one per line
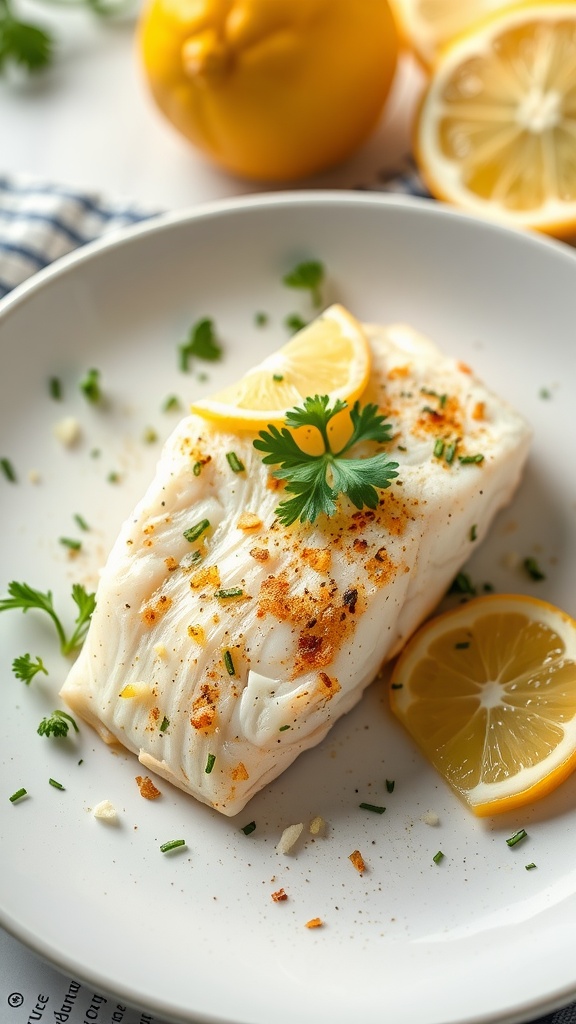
390,593,576,816
190,304,371,431
414,3,576,237
389,0,512,67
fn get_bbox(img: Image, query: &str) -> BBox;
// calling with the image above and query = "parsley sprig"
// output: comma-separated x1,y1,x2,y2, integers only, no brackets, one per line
12,653,48,685
0,581,96,656
0,0,52,73
37,709,79,739
254,395,399,527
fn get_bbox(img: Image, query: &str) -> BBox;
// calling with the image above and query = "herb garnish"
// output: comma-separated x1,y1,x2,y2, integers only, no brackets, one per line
12,653,48,684
160,839,186,853
506,828,528,848
1,456,16,482
205,752,216,774
523,556,546,581
37,709,79,739
9,787,27,803
48,777,65,790
241,821,256,835
282,260,324,308
0,0,52,73
179,318,222,371
284,313,307,334
226,451,245,473
359,802,386,814
433,850,445,864
183,519,210,543
0,581,96,656
79,367,102,404
254,395,398,527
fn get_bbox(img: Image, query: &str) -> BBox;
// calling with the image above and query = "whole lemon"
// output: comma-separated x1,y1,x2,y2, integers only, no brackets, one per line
138,0,399,182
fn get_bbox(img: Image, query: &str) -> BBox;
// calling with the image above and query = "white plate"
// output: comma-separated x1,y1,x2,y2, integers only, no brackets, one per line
1,192,576,1024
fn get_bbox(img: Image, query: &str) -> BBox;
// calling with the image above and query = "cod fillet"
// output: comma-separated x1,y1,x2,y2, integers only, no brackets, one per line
61,318,531,815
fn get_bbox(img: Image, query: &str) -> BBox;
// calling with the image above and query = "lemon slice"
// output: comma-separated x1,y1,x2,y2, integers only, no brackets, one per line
414,3,576,237
390,593,576,816
389,0,510,66
190,304,371,431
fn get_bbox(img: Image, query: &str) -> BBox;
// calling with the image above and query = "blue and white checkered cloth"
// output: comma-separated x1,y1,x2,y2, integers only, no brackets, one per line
0,165,575,1024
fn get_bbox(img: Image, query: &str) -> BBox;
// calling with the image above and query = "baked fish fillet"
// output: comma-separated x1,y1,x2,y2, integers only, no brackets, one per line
61,319,531,815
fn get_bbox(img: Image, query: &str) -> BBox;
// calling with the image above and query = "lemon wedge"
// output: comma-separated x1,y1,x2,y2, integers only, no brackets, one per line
190,304,371,431
414,2,576,237
390,593,576,816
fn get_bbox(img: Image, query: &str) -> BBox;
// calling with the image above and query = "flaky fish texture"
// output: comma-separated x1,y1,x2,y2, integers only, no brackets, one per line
61,323,532,815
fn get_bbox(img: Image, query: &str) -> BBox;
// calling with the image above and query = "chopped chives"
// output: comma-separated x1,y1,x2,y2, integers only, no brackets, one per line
458,453,484,465
279,724,290,732
391,682,403,690
223,650,235,676
160,839,186,853
107,471,120,484
226,451,245,473
455,641,470,649
255,311,269,327
525,862,537,870
433,439,445,458
1,457,16,482
192,462,203,477
359,802,386,814
444,442,456,464
433,850,444,864
183,519,210,543
506,828,528,847
49,376,62,400
385,779,395,793
74,513,89,531
470,524,477,541
241,821,256,835
159,716,169,733
214,587,244,600
205,752,216,774
284,313,306,334
9,788,27,803
59,537,82,551
49,778,65,790
273,373,284,382
143,426,158,445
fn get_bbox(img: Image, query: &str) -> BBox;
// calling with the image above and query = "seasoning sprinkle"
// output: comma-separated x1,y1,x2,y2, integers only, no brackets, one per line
205,752,216,774
160,839,186,853
1,457,16,483
359,802,386,814
506,828,528,847
183,519,210,543
241,821,256,835
226,451,245,473
9,788,27,803
49,778,65,790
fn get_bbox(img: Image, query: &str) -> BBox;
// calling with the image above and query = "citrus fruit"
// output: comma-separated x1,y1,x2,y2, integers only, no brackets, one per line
138,0,399,182
390,593,576,816
190,304,371,432
414,2,576,237
388,0,542,67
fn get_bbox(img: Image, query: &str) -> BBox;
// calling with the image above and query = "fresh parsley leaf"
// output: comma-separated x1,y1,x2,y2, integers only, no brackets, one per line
253,395,399,526
0,0,53,74
0,581,95,656
282,260,325,308
179,318,222,372
37,709,79,739
12,653,48,685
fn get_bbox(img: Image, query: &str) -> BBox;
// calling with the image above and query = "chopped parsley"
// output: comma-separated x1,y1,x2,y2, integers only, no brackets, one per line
0,0,52,74
12,653,48,685
254,311,269,327
179,317,222,371
284,313,307,334
49,376,63,400
79,367,102,403
162,394,181,413
523,556,546,581
37,709,79,739
282,260,324,308
159,716,169,733
0,581,95,656
254,395,399,527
